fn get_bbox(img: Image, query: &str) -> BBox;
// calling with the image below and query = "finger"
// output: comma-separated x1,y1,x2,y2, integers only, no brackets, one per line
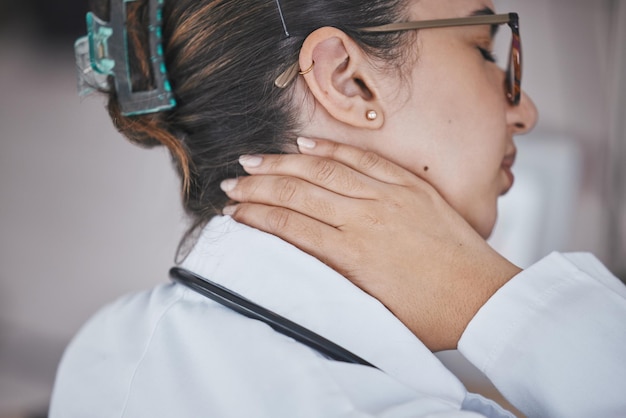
238,153,382,199
221,174,357,228
296,137,421,186
224,203,348,269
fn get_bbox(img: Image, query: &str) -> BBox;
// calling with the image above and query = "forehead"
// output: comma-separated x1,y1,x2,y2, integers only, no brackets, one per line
409,0,497,20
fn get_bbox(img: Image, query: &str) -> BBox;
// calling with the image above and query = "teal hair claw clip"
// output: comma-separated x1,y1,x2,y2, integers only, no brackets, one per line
74,0,177,116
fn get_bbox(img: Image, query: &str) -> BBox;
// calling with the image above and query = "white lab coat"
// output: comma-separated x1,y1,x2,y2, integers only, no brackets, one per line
50,216,626,417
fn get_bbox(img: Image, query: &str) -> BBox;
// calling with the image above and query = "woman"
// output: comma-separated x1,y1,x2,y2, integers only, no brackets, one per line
51,0,626,417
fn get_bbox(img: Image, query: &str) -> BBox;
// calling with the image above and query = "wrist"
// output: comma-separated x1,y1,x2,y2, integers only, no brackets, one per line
411,249,520,352
450,250,521,350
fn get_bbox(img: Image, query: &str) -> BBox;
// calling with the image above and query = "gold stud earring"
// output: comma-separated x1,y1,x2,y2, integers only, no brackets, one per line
366,110,378,121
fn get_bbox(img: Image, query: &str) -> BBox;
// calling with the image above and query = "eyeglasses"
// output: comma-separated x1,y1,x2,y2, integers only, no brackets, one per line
275,12,522,106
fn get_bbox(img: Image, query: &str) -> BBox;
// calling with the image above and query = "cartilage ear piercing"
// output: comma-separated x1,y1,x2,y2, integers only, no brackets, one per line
298,62,314,75
366,110,378,121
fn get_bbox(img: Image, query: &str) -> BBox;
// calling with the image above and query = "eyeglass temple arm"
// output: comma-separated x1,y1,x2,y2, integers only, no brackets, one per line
360,13,514,33
274,13,517,88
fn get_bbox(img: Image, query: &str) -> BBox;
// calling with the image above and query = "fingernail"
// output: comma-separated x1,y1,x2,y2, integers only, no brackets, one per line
297,137,316,149
222,205,238,216
220,178,238,192
239,155,263,168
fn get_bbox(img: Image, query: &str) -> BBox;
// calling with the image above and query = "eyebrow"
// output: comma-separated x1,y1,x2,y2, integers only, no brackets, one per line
471,6,499,38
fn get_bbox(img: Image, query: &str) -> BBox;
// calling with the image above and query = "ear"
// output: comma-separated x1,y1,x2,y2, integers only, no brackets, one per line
298,27,384,129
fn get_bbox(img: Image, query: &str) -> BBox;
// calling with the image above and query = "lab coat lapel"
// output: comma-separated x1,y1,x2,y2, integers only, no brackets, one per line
181,216,467,406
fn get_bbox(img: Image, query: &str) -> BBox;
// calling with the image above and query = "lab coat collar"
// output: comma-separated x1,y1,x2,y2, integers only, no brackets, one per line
181,216,467,405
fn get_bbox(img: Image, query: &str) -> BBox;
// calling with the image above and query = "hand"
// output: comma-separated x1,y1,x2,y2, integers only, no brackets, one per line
220,138,521,351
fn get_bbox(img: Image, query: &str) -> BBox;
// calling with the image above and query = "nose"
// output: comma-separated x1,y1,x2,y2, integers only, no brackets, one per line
507,90,538,135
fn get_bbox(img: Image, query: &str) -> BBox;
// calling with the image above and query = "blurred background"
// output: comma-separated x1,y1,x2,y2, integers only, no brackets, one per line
0,0,625,417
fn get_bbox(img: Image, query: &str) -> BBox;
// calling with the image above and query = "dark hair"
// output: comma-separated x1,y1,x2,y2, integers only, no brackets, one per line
90,0,411,234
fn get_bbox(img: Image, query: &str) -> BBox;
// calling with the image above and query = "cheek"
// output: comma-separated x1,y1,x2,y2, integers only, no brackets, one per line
406,118,506,238
372,123,503,238
376,49,508,235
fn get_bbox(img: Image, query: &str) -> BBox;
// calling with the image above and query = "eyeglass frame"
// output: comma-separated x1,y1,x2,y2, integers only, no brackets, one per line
274,12,522,106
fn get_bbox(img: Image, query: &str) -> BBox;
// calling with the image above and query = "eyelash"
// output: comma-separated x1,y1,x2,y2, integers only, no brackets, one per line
478,47,496,63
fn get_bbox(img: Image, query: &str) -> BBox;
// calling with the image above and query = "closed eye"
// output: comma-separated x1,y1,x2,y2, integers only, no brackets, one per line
478,46,496,63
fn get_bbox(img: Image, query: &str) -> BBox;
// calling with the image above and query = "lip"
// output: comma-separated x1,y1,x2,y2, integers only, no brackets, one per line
500,148,517,195
501,166,515,195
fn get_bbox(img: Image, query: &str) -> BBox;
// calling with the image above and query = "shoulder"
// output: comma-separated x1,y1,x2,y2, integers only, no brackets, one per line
51,283,481,418
49,283,234,417
50,283,370,417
